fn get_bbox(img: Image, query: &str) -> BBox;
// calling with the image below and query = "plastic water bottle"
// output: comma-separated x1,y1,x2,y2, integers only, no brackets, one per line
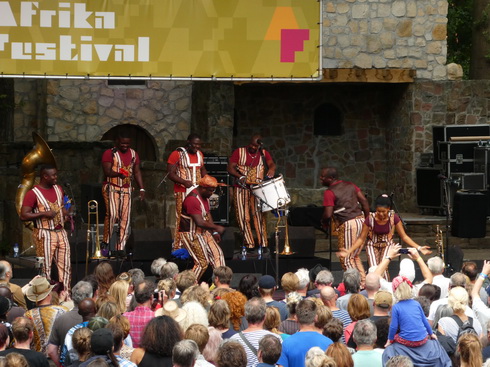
258,246,263,259
241,246,247,260
13,243,19,258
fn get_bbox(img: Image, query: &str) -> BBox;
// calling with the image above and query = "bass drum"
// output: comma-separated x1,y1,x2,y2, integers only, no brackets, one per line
251,174,290,212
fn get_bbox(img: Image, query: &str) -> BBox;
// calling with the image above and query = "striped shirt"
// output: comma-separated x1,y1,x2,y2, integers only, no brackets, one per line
332,309,352,344
230,330,281,367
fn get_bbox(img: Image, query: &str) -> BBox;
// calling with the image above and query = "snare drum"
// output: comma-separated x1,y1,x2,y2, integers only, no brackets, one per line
251,174,291,212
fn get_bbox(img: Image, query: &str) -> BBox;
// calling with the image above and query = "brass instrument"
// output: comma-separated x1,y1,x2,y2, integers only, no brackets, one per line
435,225,444,262
15,132,57,227
86,200,104,275
275,208,294,255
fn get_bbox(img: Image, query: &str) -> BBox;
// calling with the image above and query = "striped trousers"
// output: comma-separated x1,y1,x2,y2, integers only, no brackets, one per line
233,187,268,247
180,231,225,280
102,184,131,251
33,228,71,292
366,241,393,280
172,192,185,250
336,216,366,282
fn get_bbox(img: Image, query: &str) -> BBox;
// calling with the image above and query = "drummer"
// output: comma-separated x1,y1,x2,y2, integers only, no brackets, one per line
227,134,276,251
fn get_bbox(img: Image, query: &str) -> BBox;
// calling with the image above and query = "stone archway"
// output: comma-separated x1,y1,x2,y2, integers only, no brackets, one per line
101,124,157,161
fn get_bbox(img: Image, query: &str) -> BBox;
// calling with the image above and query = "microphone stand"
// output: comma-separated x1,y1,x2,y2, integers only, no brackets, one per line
64,182,80,283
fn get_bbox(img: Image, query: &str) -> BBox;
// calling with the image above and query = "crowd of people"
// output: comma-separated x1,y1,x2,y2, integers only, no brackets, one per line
0,250,489,367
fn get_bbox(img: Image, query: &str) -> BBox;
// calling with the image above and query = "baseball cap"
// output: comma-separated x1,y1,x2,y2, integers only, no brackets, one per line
258,275,276,289
374,291,393,308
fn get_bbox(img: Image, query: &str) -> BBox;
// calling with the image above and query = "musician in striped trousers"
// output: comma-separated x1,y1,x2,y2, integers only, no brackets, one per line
20,165,72,292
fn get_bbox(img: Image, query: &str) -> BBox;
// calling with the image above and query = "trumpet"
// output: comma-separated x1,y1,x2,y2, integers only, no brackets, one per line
435,225,444,263
85,200,104,275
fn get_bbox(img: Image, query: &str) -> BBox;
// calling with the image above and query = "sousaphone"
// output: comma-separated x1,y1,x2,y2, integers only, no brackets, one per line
15,132,57,227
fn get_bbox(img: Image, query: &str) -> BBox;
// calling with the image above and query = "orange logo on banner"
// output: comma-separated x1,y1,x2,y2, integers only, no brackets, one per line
265,7,299,41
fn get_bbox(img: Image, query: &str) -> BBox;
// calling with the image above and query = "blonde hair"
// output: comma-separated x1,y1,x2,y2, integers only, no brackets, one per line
5,353,28,367
208,300,231,329
264,306,281,334
108,280,129,314
448,287,468,313
181,285,211,309
281,272,299,293
394,282,413,301
315,304,333,330
458,333,482,367
157,278,176,298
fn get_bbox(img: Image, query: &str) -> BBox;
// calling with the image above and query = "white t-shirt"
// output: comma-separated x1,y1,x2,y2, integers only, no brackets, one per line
437,314,482,343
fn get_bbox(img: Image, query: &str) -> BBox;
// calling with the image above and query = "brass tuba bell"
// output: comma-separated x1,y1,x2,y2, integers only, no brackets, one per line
15,132,57,226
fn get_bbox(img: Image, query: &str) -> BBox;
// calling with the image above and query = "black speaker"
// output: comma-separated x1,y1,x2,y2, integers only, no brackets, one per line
416,168,442,208
219,229,236,260
80,184,106,223
451,191,487,238
131,228,173,261
288,206,324,228
269,226,316,258
208,173,231,225
446,245,464,275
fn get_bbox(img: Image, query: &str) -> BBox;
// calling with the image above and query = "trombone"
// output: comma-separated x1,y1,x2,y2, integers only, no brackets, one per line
85,200,104,275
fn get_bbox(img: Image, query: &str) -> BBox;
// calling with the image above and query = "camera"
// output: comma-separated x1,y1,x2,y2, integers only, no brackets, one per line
153,289,160,299
398,248,409,254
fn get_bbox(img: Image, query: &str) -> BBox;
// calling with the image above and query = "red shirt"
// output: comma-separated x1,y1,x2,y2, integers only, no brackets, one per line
123,306,154,348
366,213,401,234
323,181,360,207
167,150,204,193
180,191,210,232
101,149,140,166
23,185,61,209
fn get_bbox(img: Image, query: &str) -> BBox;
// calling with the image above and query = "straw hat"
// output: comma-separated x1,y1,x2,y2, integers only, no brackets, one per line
156,300,187,323
25,277,55,302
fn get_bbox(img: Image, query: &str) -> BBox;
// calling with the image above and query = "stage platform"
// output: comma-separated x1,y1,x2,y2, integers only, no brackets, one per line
5,211,490,287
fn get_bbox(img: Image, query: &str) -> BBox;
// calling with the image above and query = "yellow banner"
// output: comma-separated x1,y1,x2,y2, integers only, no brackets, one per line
0,0,321,80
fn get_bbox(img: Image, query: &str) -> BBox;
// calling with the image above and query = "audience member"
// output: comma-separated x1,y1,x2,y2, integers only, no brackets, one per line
362,273,381,314
216,340,247,367
78,328,118,367
336,269,361,311
257,334,282,367
277,299,332,367
306,269,334,298
295,269,310,298
130,316,183,366
387,276,435,347
238,275,259,300
304,347,336,367
456,333,482,367
160,262,179,282
48,281,93,366
0,260,27,310
150,258,167,281
180,301,209,332
0,317,49,367
278,292,301,335
5,352,29,367
202,327,223,365
264,306,288,340
436,286,482,344
208,300,236,339
322,318,343,343
172,340,199,367
351,320,382,367
258,275,288,321
312,302,332,332
470,260,490,332
104,323,136,367
370,291,392,322
184,324,214,367
427,257,449,299
94,262,116,297
108,315,133,360
320,286,352,343
213,266,233,290
280,273,299,301
123,280,156,347
229,297,281,367
181,285,211,310
418,284,439,303
374,318,390,351
25,277,68,355
0,286,24,323
415,296,431,318
61,298,97,365
70,327,92,367
108,281,130,315
326,342,353,367
221,291,247,332
0,324,9,351
176,271,198,296
345,294,370,346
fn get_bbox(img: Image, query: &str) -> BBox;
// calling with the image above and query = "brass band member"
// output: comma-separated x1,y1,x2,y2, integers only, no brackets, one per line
227,135,276,250
20,165,72,292
101,135,145,252
320,167,369,283
167,134,207,250
179,175,226,280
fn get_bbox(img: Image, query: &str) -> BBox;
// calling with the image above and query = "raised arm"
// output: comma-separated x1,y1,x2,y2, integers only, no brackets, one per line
407,248,433,284
373,244,402,278
395,222,432,255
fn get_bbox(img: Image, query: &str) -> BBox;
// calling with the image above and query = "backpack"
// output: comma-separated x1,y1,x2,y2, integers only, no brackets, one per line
451,315,478,340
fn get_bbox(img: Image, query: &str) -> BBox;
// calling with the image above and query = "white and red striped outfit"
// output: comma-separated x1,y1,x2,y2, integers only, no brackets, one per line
230,147,271,247
167,148,204,250
179,189,225,280
23,185,71,292
102,148,137,251
365,211,398,280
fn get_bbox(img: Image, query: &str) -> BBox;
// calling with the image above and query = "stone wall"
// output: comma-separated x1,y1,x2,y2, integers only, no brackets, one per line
13,80,193,161
323,0,448,80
